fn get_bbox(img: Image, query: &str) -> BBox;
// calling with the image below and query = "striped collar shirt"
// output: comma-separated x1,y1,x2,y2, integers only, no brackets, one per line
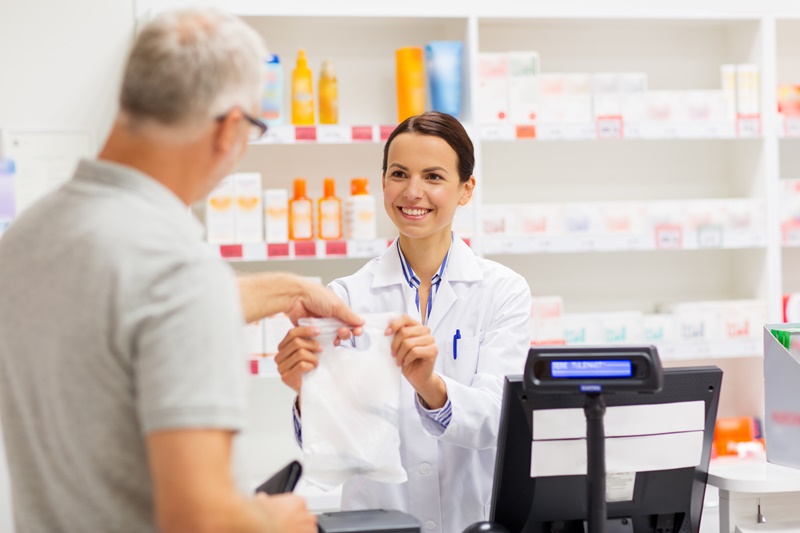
396,234,453,324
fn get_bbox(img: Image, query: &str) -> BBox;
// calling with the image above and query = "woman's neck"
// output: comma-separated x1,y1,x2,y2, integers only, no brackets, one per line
398,229,452,282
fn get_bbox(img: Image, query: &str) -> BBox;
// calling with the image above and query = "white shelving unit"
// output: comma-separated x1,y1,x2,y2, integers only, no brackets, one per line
129,3,800,410
777,18,800,303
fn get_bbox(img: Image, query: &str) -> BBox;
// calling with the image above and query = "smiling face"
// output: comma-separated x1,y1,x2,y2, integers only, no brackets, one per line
383,133,475,242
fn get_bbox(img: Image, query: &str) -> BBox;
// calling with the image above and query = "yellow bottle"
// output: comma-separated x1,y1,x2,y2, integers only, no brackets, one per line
289,178,314,240
395,47,425,122
319,59,338,125
292,49,315,125
318,178,342,240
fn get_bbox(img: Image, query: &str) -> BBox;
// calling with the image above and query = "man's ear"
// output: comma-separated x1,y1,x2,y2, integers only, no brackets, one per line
214,110,243,153
459,176,476,206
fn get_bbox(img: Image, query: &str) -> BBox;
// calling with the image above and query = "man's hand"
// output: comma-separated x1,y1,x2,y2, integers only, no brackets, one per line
253,493,317,533
148,429,317,533
287,279,363,334
238,273,362,335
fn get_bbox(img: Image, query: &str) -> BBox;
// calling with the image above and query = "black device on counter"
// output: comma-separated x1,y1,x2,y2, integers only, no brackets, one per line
489,351,722,533
254,460,302,495
317,509,421,533
526,345,663,394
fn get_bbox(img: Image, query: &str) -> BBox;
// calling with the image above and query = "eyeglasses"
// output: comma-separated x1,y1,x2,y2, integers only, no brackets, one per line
216,108,268,142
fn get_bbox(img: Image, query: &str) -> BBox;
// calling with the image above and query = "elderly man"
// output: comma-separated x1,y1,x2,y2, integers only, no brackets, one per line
0,8,359,533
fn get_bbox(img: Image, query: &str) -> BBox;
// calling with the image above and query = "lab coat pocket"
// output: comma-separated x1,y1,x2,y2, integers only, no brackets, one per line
444,333,481,385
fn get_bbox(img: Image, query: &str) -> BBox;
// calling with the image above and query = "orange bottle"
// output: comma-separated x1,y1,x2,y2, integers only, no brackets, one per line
395,47,425,122
289,178,314,240
319,60,338,125
292,50,315,125
318,178,342,240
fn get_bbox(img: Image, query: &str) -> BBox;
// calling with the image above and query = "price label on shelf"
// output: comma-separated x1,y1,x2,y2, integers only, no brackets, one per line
627,235,654,251
535,123,564,140
242,242,267,261
596,116,624,140
725,229,765,248
293,241,317,257
487,237,519,255
351,125,375,142
264,125,295,144
782,223,800,246
697,226,723,248
348,239,388,258
480,124,515,141
294,126,317,142
379,125,396,142
785,117,800,138
266,243,290,258
219,244,243,259
317,125,351,143
655,224,683,250
707,121,736,139
537,237,556,252
515,125,536,140
737,115,761,138
578,236,597,251
324,240,348,256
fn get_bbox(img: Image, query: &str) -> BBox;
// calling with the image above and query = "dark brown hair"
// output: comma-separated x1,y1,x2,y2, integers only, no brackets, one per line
382,111,474,183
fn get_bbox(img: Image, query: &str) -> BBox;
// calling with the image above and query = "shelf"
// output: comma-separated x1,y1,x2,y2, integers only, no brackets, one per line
211,239,391,262
479,118,761,142
482,230,766,255
251,120,761,146
250,124,396,145
655,338,762,361
248,339,760,377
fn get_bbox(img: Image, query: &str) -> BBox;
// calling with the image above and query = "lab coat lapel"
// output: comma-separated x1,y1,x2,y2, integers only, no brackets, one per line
371,238,423,321
425,237,482,334
371,238,404,289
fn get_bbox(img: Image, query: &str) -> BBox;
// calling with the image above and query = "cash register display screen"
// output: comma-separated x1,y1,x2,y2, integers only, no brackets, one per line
550,360,633,379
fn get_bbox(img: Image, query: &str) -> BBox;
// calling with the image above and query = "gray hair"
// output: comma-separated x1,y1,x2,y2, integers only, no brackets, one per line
120,8,266,128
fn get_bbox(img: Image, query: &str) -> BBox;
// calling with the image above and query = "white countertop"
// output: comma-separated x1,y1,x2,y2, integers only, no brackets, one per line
708,456,800,494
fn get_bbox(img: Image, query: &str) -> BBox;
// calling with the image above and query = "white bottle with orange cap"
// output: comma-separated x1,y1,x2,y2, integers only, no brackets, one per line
344,178,376,240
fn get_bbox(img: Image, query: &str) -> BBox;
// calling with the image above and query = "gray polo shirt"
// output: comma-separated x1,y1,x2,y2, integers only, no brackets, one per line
0,159,248,533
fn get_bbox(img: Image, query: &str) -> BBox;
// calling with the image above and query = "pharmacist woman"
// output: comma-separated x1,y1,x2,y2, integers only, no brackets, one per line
275,111,531,533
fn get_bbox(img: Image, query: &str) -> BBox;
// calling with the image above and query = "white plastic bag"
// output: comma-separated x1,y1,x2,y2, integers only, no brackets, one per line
299,313,407,490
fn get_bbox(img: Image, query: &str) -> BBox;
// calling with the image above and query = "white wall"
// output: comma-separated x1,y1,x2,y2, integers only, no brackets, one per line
0,1,135,530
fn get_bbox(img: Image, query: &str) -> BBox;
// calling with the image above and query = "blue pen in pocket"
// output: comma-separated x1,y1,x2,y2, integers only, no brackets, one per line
453,329,461,360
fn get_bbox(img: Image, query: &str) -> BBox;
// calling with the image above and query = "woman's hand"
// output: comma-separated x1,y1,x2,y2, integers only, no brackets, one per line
275,326,322,395
275,325,354,396
386,315,447,409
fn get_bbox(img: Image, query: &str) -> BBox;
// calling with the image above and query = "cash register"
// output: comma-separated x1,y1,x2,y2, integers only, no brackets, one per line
479,346,722,533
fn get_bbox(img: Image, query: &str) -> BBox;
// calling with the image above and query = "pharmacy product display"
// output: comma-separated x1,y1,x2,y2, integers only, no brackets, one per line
483,198,765,251
318,60,338,125
529,296,766,353
291,49,315,125
260,54,283,126
206,174,263,244
318,178,342,240
0,159,16,238
477,55,759,127
344,178,377,241
395,46,425,121
205,175,376,245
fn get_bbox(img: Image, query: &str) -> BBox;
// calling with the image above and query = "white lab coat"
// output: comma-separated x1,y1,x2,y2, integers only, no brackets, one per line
327,236,531,533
